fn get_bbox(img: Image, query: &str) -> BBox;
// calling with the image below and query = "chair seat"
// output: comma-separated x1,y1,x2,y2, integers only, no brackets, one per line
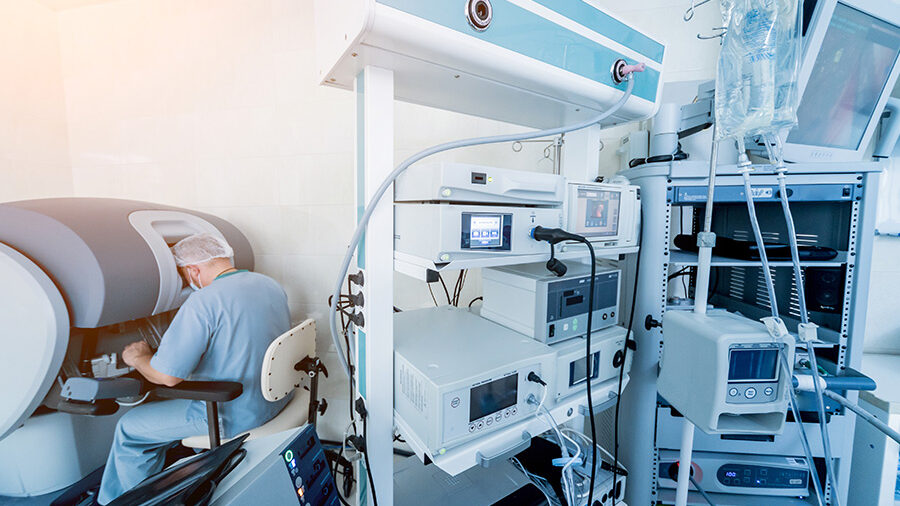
181,388,311,450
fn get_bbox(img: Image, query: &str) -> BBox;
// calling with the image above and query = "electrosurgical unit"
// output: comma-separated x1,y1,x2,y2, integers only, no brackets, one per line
394,205,563,265
657,310,795,435
481,261,620,344
393,307,556,457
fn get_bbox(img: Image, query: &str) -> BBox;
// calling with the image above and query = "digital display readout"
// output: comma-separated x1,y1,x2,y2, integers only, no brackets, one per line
469,374,518,422
728,348,779,382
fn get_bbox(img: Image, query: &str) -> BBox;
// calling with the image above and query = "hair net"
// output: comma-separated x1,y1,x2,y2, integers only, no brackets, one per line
172,233,234,267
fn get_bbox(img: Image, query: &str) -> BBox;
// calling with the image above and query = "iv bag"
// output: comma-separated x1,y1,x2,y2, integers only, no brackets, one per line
715,0,801,141
771,0,802,132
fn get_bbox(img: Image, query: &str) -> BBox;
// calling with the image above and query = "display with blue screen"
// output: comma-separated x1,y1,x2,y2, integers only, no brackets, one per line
789,3,900,150
469,215,503,248
469,374,518,422
728,348,779,382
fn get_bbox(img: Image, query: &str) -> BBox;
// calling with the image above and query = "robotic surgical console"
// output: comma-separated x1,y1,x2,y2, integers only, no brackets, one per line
0,198,253,497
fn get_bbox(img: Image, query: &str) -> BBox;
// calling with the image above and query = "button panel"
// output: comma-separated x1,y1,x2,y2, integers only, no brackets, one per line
717,463,808,490
725,381,779,404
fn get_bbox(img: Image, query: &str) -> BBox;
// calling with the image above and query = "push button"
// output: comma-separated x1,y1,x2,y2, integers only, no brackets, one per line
476,421,484,429
729,388,739,397
745,387,757,399
486,417,493,426
468,423,475,432
764,386,774,396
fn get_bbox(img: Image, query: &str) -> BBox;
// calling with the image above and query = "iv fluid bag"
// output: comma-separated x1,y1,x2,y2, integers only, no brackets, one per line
771,0,802,132
715,0,801,141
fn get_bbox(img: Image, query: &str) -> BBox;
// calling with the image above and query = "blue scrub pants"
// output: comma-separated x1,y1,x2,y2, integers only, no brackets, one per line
97,399,208,505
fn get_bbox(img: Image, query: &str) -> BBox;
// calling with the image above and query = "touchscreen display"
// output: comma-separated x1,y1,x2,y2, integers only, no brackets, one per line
469,215,503,248
576,189,620,237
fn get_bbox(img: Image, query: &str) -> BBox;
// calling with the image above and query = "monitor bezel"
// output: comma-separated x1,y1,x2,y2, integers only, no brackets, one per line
781,0,900,163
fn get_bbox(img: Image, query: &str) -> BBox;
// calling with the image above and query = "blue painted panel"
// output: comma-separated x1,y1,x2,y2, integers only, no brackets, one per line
531,0,664,64
376,0,660,102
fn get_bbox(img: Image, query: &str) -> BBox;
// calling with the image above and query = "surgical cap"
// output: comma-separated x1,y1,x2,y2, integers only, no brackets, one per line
172,233,234,267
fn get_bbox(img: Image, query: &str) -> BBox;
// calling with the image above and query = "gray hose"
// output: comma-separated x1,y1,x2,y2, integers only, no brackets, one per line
769,134,840,506
823,390,900,445
739,167,778,319
783,355,825,506
328,77,638,378
689,475,717,506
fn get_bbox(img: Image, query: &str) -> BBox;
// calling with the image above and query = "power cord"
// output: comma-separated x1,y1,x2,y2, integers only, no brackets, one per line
529,226,600,506
354,398,378,506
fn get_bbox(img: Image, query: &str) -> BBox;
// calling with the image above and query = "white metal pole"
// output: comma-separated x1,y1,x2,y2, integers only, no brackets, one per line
355,65,394,506
675,419,695,506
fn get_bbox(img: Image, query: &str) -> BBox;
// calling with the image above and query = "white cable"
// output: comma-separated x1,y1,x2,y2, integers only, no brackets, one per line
537,404,580,505
115,391,150,407
328,77,640,378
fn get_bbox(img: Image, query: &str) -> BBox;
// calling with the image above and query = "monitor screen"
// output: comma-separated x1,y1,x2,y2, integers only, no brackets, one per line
468,214,503,248
469,374,518,421
575,189,620,237
788,3,900,150
728,348,780,382
569,351,601,387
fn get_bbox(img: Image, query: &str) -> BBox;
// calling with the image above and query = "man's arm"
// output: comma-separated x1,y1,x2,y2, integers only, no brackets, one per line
122,341,184,387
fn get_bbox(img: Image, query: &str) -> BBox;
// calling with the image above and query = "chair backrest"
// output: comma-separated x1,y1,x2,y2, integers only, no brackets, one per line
261,319,316,402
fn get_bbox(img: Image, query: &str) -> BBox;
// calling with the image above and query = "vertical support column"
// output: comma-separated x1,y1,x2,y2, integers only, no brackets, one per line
355,65,394,506
619,172,670,506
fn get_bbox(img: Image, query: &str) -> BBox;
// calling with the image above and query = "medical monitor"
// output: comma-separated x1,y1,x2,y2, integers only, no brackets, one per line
781,0,900,162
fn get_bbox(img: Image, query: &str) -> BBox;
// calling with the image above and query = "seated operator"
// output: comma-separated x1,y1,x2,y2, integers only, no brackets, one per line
97,233,291,505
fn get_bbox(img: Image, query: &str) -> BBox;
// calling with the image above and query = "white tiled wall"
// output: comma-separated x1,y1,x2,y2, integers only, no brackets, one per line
0,0,72,201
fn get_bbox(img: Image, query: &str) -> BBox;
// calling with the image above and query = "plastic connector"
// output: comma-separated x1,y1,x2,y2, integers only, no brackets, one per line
761,316,789,339
527,372,547,386
798,322,819,343
696,231,716,248
348,271,365,287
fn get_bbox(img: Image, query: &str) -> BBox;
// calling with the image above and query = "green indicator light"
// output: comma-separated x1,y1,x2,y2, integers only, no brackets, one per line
572,318,579,331
284,450,294,462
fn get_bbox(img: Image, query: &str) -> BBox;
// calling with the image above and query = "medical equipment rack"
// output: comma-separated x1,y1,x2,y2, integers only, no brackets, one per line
617,159,883,506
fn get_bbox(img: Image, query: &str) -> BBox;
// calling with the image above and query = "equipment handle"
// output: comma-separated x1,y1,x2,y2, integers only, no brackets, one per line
475,431,532,468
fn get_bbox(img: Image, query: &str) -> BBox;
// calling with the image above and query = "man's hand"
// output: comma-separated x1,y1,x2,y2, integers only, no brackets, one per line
122,341,153,367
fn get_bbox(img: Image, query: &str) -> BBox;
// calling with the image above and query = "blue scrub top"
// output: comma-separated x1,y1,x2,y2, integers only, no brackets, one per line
151,270,291,437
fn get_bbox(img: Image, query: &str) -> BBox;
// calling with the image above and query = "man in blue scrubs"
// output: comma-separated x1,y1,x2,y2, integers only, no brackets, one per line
97,233,291,504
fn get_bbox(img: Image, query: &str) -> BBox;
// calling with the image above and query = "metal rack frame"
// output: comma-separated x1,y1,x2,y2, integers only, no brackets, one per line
618,159,883,506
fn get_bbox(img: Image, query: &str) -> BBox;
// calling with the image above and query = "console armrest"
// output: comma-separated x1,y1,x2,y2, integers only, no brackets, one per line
153,381,243,403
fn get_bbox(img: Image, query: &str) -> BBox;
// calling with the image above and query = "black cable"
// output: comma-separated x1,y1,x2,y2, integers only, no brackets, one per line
427,283,440,307
613,214,642,506
574,237,599,506
362,417,378,506
468,296,483,308
438,274,452,305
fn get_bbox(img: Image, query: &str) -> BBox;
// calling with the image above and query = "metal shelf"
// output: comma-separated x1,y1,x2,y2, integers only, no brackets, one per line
669,249,849,268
